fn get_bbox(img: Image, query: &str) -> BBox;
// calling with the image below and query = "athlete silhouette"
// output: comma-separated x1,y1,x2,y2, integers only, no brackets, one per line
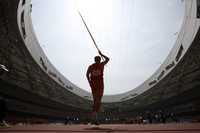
86,51,109,124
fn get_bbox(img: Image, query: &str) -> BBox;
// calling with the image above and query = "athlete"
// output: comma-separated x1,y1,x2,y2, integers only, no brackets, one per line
86,51,109,124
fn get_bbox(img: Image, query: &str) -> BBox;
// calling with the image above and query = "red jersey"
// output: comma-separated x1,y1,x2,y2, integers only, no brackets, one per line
89,63,104,80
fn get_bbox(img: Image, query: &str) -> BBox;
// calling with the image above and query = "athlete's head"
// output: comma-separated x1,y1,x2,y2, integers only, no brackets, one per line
94,56,101,63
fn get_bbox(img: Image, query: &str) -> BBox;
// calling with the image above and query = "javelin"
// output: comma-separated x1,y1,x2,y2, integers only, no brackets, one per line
78,11,101,52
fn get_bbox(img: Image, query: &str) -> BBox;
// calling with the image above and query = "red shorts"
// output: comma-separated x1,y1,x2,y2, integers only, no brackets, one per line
90,78,104,98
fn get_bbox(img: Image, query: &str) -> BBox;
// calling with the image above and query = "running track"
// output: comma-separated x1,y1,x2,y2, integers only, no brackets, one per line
0,123,200,133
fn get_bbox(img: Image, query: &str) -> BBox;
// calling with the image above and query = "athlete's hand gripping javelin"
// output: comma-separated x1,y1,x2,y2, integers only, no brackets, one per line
98,51,109,65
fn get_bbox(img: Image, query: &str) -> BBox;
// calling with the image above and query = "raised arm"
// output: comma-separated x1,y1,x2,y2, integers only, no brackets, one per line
99,51,109,65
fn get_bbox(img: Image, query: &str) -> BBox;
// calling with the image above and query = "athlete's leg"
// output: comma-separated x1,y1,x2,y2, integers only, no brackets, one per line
90,79,103,112
93,93,101,113
95,96,101,112
90,79,104,124
91,86,99,123
96,79,104,112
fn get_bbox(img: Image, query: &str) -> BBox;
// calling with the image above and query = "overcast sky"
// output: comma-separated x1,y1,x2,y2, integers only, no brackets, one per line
31,0,184,95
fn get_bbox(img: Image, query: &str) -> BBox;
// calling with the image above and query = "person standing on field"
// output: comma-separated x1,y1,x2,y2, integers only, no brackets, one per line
86,51,109,124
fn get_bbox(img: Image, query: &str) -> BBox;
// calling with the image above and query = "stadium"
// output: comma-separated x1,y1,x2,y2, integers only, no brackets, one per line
0,0,200,132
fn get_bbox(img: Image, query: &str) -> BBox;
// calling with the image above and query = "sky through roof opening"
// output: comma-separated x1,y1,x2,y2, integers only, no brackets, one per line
32,0,185,95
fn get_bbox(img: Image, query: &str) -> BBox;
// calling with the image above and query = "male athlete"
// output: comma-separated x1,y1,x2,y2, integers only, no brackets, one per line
86,51,109,124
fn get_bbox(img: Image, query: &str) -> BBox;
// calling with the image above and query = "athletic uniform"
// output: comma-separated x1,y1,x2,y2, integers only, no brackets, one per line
88,63,105,112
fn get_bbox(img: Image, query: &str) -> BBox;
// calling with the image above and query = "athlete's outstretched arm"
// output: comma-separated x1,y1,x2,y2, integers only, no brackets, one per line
99,51,109,65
